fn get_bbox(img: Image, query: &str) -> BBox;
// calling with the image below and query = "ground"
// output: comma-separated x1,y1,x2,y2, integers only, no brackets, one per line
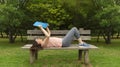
0,38,120,67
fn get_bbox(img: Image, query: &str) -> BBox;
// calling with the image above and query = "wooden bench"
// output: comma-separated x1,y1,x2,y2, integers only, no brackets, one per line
22,28,98,64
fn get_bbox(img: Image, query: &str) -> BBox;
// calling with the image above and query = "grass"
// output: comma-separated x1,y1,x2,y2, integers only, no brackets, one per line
0,37,120,67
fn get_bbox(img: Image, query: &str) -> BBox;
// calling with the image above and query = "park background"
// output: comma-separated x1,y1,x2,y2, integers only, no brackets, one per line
0,0,120,67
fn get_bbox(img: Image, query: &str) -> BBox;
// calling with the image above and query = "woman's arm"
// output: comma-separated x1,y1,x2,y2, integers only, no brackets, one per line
38,26,50,47
38,26,50,37
46,27,51,36
42,37,49,47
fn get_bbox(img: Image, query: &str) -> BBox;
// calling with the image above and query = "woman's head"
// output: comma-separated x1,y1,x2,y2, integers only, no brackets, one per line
35,38,43,44
32,39,43,49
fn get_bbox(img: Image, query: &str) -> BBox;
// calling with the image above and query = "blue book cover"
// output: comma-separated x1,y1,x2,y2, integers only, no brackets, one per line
33,21,48,28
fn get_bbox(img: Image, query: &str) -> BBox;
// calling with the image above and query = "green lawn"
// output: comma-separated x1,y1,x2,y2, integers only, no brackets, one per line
0,38,120,67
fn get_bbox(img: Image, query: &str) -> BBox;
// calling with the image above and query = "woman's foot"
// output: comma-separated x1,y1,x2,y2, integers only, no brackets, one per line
79,42,90,47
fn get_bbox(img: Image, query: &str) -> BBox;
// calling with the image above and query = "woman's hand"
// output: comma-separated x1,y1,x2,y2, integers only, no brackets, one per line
46,27,51,36
38,25,43,29
38,25,50,37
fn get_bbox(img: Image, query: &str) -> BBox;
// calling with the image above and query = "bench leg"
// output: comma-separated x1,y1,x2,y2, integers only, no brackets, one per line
30,49,35,64
84,50,89,64
78,50,83,61
35,49,38,60
30,49,38,64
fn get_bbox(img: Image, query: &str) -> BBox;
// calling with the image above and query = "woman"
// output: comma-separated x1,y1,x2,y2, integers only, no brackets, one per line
33,26,89,48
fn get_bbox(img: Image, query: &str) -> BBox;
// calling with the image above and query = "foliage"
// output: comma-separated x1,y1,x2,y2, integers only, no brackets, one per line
0,4,23,26
93,1,120,44
0,4,25,43
0,0,120,44
95,5,120,28
60,0,95,28
27,1,71,29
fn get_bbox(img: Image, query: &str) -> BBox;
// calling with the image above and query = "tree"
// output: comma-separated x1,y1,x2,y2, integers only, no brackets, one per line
95,5,120,44
0,0,30,42
0,4,25,43
27,1,71,29
60,0,95,29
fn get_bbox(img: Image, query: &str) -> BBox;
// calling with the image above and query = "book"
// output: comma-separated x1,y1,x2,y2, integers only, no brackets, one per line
33,21,48,28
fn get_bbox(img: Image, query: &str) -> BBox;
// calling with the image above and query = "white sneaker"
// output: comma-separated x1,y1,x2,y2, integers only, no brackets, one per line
79,43,90,47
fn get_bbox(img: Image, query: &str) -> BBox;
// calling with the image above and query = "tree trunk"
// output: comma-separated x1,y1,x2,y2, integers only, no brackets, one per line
102,33,107,42
117,32,119,38
105,31,111,44
9,31,15,43
20,32,23,42
102,30,111,44
97,31,101,42
8,30,17,43
0,31,3,38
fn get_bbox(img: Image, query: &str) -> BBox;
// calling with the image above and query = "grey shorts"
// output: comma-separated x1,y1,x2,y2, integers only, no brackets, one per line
62,27,80,47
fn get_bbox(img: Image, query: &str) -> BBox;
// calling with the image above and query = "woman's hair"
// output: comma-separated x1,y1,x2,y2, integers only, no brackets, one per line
32,40,43,49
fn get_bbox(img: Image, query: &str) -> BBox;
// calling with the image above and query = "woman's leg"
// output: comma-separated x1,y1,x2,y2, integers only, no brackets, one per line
62,27,83,47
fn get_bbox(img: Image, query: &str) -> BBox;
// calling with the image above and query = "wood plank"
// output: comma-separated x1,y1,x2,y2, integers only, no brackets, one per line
79,30,91,34
27,30,91,35
21,44,32,49
27,36,91,40
51,30,68,34
81,36,91,40
84,50,89,64
22,44,98,50
27,28,91,40
27,36,44,40
27,30,68,34
44,45,98,50
78,50,83,60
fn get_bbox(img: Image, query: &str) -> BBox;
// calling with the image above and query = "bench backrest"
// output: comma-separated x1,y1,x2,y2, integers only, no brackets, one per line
27,28,91,41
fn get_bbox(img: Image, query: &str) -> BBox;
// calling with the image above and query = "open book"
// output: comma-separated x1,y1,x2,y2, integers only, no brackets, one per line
33,21,48,28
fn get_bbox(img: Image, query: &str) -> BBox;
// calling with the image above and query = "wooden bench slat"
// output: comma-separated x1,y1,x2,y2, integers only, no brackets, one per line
21,44,32,49
27,30,91,35
27,30,68,34
27,36,91,40
79,30,91,34
27,28,91,40
22,44,98,50
45,45,98,50
81,36,91,40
